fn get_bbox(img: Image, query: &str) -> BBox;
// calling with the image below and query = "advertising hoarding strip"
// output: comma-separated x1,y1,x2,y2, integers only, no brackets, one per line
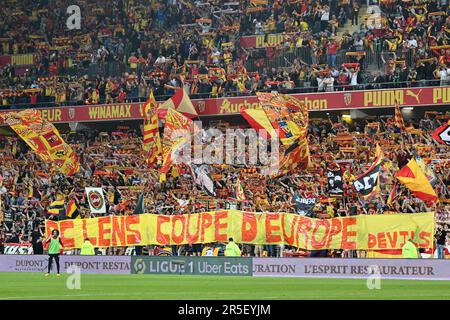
0,86,449,124
1,255,450,280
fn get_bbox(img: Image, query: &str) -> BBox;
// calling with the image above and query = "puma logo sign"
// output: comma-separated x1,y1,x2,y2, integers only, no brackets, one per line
406,89,422,104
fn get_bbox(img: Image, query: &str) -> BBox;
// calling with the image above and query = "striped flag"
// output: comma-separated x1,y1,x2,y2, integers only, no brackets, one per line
143,91,162,166
66,199,81,219
48,197,65,216
394,100,406,131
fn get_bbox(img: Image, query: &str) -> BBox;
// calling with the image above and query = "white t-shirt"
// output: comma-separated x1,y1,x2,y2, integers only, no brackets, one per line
317,78,325,91
324,76,334,91
155,56,166,64
211,51,221,64
407,39,417,48
350,72,358,85
321,11,330,21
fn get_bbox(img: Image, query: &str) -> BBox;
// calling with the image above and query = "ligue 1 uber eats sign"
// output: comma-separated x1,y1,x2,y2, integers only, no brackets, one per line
132,256,252,276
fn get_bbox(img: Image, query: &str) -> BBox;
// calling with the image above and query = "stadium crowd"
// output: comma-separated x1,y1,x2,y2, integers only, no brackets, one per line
1,0,450,108
0,0,449,258
0,111,448,257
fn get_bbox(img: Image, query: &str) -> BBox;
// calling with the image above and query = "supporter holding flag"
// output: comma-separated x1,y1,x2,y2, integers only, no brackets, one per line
394,100,406,131
133,192,146,215
66,198,81,219
234,178,246,202
142,91,162,167
159,108,196,182
48,195,65,217
353,144,383,198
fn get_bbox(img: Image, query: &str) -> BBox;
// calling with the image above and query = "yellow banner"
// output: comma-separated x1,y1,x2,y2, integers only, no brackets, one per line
45,211,434,250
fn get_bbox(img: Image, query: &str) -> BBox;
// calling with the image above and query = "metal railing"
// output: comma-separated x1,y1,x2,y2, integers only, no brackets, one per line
0,79,445,111
244,46,418,72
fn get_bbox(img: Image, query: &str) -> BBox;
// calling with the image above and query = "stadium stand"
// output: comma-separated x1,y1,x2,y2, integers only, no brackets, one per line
0,0,448,258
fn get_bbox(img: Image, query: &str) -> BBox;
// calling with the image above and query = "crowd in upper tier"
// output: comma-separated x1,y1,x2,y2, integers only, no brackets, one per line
0,0,449,108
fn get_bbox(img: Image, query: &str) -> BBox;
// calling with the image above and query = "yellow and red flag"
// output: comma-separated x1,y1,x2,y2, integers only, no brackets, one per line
142,91,162,166
394,100,406,131
158,87,198,119
396,158,438,204
48,195,65,216
253,93,310,175
256,92,304,147
1,109,79,176
159,108,195,182
66,199,81,219
240,108,276,138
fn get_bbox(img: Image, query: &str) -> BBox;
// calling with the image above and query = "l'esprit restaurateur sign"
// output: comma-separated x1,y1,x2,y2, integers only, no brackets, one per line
45,211,434,250
252,258,450,280
0,86,448,124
